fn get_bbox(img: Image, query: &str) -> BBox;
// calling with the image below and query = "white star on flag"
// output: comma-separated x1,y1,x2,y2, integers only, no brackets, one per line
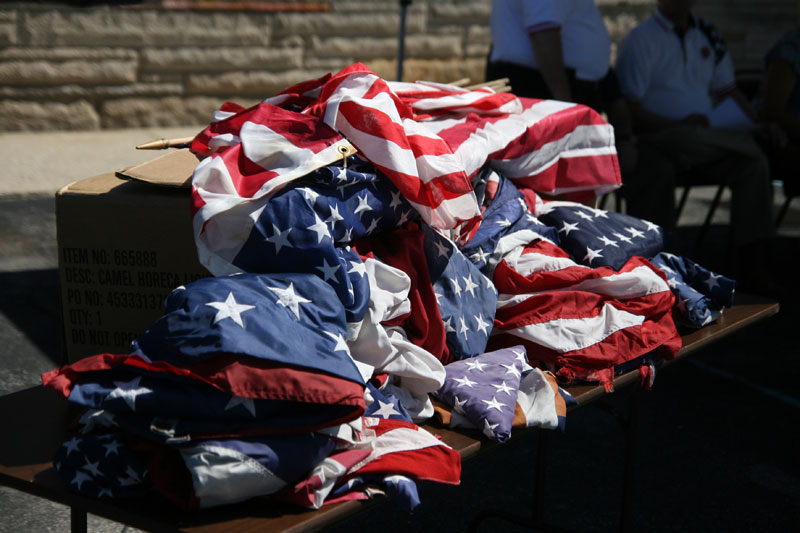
626,226,645,239
613,232,633,244
598,235,618,247
583,247,603,264
71,471,92,490
493,381,514,395
459,316,470,338
348,260,367,277
502,363,521,378
482,396,506,412
265,224,292,254
470,247,488,264
704,272,721,290
206,292,256,327
373,400,401,418
389,190,403,210
354,193,373,215
63,436,81,455
325,331,350,353
225,396,256,417
105,376,153,412
325,204,345,226
450,276,462,296
462,274,479,297
103,440,121,457
83,458,102,477
453,395,468,414
482,419,499,439
301,187,319,204
269,282,312,319
307,213,331,243
453,375,477,388
644,220,660,232
315,259,340,282
433,238,450,258
474,314,491,336
465,359,487,372
559,221,579,235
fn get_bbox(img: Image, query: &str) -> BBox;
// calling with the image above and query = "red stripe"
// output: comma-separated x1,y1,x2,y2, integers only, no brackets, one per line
41,352,366,409
506,153,620,196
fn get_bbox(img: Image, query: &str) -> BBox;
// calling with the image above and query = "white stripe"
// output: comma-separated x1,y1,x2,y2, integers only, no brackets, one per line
504,303,645,353
503,246,583,277
451,100,578,177
181,443,287,507
497,265,670,308
491,123,615,178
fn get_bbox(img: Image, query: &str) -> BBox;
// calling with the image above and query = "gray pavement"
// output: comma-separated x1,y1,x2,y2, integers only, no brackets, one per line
1,129,799,532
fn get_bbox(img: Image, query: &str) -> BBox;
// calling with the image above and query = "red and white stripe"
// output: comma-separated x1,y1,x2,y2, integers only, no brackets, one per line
489,241,681,390
189,63,621,275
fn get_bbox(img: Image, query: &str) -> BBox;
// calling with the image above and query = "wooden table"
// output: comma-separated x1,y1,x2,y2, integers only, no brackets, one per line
0,295,779,533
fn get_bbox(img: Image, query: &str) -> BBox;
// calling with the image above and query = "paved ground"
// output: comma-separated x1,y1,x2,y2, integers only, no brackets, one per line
1,128,799,532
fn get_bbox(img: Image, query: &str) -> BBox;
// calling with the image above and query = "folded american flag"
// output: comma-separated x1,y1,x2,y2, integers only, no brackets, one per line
651,252,736,328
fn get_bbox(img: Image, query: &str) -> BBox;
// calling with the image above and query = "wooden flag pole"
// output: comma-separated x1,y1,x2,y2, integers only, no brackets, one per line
136,136,194,150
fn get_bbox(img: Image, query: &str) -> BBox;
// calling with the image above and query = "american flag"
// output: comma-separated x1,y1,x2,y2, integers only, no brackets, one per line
651,252,736,328
43,272,368,439
43,63,690,512
434,345,526,442
189,62,620,276
487,239,681,391
535,200,664,270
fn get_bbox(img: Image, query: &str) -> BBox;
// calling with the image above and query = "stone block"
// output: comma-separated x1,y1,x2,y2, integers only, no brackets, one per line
0,82,182,100
275,12,424,37
466,43,491,59
310,36,397,59
186,69,331,97
0,47,136,60
0,59,137,86
100,96,247,129
430,2,491,24
406,35,463,59
0,11,16,46
0,99,100,131
141,47,303,72
22,8,271,47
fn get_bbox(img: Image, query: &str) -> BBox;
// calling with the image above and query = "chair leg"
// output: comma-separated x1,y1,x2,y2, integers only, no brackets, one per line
776,196,793,228
675,186,691,223
696,185,726,246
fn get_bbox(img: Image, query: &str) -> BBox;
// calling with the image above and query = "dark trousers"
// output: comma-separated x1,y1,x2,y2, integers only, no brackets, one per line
485,60,619,113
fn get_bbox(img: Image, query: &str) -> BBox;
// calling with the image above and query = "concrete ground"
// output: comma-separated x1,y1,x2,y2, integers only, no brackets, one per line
1,128,799,532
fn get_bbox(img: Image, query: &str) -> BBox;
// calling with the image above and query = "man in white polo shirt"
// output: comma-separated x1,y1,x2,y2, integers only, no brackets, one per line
615,0,775,286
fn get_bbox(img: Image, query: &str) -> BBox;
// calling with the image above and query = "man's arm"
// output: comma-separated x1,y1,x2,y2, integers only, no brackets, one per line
529,28,572,101
626,99,709,133
760,58,800,144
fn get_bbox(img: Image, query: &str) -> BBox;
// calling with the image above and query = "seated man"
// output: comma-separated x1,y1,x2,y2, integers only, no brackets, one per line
615,0,775,286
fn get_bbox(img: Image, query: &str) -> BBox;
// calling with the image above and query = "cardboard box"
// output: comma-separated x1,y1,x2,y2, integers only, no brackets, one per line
56,149,211,363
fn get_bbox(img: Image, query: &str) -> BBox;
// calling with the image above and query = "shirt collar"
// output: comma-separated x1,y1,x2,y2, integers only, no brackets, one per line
654,9,697,33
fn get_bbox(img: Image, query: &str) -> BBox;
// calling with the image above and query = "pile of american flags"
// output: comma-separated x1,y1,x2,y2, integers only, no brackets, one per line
42,63,735,512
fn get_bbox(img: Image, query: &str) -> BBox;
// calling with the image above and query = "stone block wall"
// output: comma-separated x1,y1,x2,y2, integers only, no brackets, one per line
1,0,797,131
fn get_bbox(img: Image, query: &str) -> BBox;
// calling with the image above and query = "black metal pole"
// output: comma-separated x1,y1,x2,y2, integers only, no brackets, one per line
397,0,412,81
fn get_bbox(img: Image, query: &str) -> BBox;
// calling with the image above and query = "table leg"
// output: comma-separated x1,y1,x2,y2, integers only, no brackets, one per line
620,384,641,533
70,504,87,533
